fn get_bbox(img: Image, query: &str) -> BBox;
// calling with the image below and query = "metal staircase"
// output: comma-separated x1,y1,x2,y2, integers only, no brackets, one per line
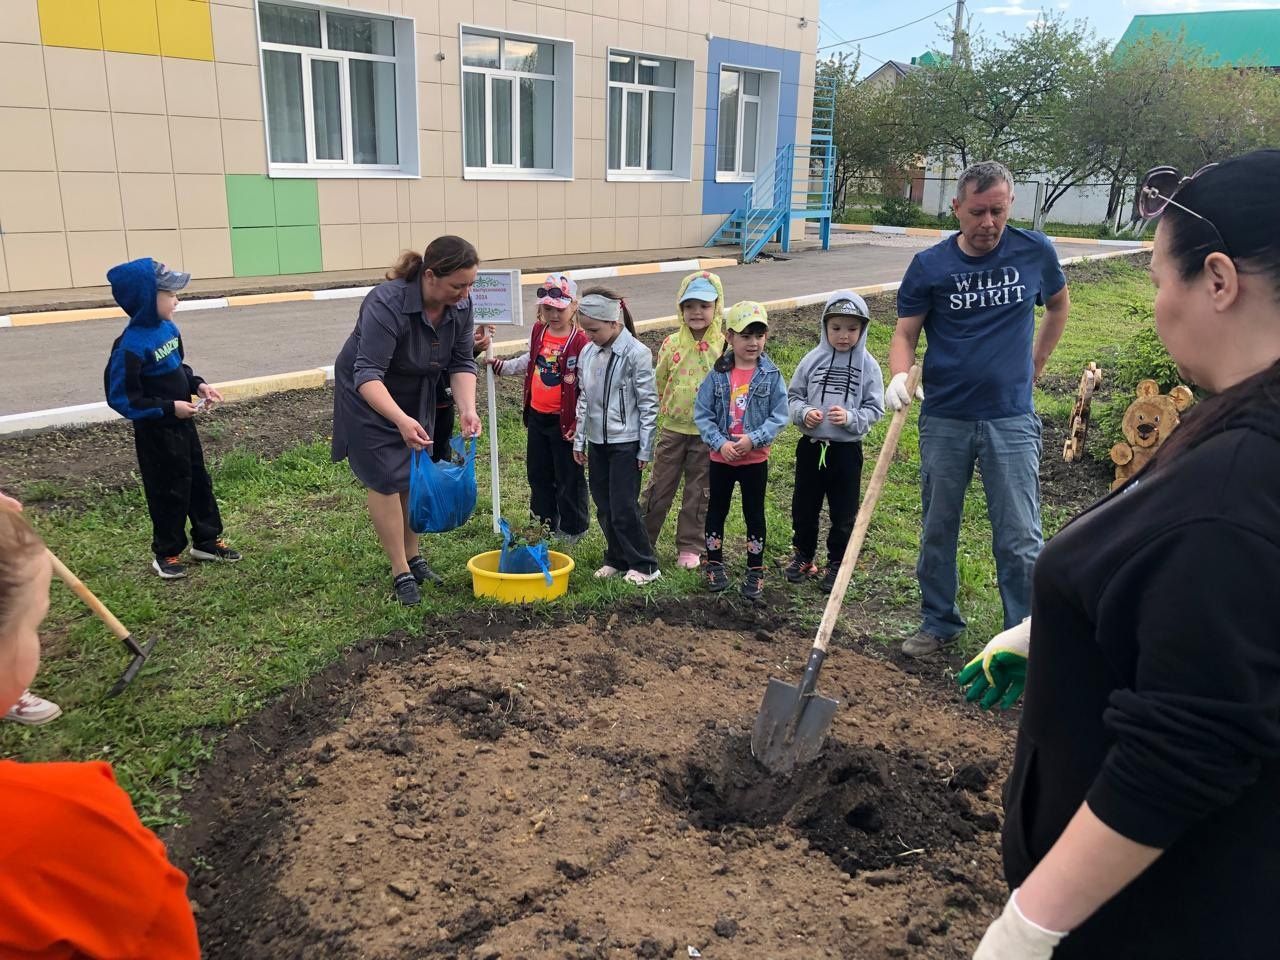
706,71,837,262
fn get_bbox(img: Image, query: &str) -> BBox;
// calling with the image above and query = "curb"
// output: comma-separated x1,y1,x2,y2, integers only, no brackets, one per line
0,256,739,331
0,248,1144,438
833,222,1153,248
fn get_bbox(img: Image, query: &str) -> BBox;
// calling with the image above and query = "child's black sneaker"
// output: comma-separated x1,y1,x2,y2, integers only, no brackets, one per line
784,553,818,583
393,572,421,606
705,561,730,593
152,555,186,579
740,567,766,603
407,555,443,586
190,539,242,563
819,565,839,594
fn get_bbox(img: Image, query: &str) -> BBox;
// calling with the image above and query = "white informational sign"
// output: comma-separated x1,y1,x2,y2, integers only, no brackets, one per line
473,270,522,533
472,269,524,327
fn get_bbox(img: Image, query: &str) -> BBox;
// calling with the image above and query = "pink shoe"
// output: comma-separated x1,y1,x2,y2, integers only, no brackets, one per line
4,690,62,726
676,552,701,570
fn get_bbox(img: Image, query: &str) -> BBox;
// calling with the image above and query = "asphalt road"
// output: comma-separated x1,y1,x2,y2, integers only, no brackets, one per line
0,238,1107,416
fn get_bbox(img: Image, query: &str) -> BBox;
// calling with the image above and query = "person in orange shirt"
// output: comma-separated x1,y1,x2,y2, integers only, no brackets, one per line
0,503,201,959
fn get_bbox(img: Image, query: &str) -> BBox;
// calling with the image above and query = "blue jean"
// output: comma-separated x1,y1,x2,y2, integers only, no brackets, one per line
917,412,1043,638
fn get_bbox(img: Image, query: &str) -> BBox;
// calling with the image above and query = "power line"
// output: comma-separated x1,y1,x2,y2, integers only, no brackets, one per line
817,3,955,52
818,18,890,65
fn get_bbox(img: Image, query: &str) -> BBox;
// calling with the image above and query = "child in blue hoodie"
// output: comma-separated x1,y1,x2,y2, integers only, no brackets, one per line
785,290,885,592
103,259,240,580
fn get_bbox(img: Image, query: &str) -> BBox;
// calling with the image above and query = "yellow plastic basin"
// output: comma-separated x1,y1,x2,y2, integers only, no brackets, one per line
467,549,575,603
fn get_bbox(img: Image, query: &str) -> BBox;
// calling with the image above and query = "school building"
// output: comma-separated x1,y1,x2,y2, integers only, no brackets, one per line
0,0,821,292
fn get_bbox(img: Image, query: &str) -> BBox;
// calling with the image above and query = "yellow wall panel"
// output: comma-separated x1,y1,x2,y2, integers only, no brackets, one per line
156,0,212,61
38,0,102,50
100,0,161,55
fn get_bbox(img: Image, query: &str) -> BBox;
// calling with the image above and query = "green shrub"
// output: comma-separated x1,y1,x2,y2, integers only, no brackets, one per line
873,196,923,227
1110,321,1183,395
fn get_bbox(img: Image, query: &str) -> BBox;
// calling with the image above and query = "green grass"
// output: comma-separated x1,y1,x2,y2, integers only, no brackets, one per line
1,254,1158,825
836,205,1131,240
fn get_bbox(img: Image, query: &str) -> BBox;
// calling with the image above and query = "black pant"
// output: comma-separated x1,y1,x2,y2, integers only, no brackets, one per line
527,410,589,536
431,380,455,464
134,420,223,559
792,437,864,566
705,459,769,570
587,442,658,574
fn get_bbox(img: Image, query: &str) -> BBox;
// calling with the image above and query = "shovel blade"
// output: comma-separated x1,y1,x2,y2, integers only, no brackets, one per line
750,677,839,775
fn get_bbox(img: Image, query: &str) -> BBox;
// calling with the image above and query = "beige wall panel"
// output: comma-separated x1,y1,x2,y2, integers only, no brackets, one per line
67,230,128,287
60,172,125,231
4,232,71,291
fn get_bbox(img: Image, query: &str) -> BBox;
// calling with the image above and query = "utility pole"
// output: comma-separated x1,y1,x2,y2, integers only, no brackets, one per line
951,0,968,65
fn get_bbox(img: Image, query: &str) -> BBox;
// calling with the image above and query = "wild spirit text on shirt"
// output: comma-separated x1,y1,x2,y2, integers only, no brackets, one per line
948,267,1027,310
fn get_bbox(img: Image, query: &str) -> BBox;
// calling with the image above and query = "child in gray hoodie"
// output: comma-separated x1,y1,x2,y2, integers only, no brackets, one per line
785,290,885,592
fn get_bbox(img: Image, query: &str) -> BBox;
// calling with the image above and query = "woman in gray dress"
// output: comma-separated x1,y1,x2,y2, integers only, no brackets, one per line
332,235,481,605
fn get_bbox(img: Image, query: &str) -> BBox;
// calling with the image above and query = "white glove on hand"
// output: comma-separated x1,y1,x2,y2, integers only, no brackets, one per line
885,371,924,411
957,617,1030,710
974,890,1066,960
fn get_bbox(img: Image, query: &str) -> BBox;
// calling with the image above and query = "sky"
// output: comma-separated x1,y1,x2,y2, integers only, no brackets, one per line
818,0,1280,76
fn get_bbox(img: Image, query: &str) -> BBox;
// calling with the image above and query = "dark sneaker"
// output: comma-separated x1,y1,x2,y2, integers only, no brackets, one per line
407,555,443,586
190,539,242,563
393,572,421,606
784,553,818,583
819,565,839,594
901,630,958,658
741,568,766,603
705,561,730,593
152,555,186,579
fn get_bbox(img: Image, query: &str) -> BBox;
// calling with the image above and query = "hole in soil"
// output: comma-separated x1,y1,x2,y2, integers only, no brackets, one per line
428,683,521,741
662,732,1000,875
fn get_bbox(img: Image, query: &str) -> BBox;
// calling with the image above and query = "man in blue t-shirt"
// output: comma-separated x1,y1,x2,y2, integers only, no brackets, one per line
887,161,1070,657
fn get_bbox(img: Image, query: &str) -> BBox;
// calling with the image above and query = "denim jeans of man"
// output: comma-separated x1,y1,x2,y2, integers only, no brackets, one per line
916,412,1043,639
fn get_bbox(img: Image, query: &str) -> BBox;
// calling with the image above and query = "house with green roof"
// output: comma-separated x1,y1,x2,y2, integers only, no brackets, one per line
1116,9,1280,69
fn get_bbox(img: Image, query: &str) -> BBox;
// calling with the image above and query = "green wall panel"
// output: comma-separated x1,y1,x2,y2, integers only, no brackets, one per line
273,179,320,227
225,175,275,229
231,227,280,277
277,225,323,274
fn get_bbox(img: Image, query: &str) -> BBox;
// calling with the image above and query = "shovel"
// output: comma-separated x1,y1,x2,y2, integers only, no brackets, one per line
751,365,921,774
48,551,157,698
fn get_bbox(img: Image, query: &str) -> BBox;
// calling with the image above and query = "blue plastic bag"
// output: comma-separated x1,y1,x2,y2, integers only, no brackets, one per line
408,436,477,534
499,518,552,584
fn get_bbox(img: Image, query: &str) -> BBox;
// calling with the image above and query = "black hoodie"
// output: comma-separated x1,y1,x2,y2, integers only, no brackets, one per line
1004,404,1280,958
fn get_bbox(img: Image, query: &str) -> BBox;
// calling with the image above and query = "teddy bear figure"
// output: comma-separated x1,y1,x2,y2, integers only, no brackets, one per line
1109,379,1195,490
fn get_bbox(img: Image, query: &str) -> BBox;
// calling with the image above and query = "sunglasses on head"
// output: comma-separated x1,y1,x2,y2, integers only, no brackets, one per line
537,286,571,302
1138,163,1232,257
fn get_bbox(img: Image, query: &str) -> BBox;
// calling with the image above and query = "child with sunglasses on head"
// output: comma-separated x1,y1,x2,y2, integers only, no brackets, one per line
572,288,662,585
693,302,789,602
0,506,201,958
490,274,591,544
642,271,727,569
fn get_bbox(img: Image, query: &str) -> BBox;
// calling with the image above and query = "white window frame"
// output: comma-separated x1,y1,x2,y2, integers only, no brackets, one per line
605,48,693,183
255,0,420,179
715,64,779,185
459,25,574,182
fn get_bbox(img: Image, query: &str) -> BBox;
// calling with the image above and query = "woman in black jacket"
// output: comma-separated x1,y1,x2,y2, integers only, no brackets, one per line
973,150,1280,958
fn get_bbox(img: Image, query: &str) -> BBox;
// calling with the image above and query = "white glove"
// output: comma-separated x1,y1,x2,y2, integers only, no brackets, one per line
885,371,924,411
974,890,1066,960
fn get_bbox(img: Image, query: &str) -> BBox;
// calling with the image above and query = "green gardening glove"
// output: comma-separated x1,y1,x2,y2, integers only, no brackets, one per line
956,617,1031,711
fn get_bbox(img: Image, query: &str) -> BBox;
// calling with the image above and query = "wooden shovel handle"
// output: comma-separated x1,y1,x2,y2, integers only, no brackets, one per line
47,550,132,642
811,364,921,655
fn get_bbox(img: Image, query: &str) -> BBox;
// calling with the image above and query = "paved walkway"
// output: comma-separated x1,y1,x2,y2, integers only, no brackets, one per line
0,237,1104,415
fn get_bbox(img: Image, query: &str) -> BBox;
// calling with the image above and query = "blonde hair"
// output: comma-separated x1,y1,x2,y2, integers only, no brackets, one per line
0,508,45,632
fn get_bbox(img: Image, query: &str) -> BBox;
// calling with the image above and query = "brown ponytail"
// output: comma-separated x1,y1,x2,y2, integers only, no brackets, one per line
387,235,480,281
0,508,45,632
580,285,636,335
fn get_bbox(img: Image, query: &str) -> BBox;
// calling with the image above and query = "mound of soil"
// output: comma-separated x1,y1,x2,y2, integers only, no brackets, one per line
171,606,1016,960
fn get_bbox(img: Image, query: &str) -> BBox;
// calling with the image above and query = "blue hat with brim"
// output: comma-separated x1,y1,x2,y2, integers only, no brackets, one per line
680,276,719,303
154,261,191,292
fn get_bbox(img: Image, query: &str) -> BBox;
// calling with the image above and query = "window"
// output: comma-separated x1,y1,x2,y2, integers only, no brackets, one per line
461,28,573,179
717,67,765,180
605,50,694,181
257,1,417,177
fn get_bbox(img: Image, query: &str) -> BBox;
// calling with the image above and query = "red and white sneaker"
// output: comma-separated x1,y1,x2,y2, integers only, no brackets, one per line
4,690,62,726
676,551,701,570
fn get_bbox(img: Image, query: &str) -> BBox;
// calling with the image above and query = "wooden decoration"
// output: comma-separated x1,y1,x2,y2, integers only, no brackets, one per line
1109,379,1195,490
1063,362,1103,462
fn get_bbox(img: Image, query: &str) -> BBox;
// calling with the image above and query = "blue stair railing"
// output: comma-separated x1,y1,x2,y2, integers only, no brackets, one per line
706,69,838,262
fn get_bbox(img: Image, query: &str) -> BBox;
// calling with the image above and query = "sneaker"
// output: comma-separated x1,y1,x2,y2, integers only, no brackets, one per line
152,555,186,579
594,565,621,579
740,568,766,603
4,690,62,726
819,565,839,594
676,551,701,570
393,572,421,606
901,630,958,658
784,553,818,583
705,561,730,593
623,568,662,586
407,555,443,586
190,539,242,563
